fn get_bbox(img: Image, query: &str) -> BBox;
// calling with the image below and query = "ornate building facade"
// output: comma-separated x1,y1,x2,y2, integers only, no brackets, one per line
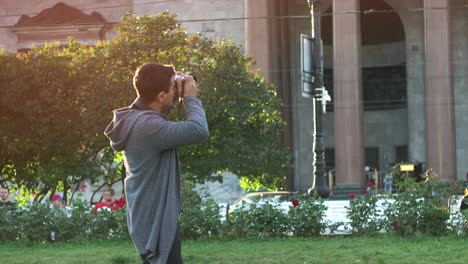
245,0,467,191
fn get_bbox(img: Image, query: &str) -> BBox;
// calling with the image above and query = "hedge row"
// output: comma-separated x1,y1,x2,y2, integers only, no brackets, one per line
1,183,467,243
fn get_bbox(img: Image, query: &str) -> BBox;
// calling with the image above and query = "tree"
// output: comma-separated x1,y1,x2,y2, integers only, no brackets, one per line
0,44,106,199
96,13,291,189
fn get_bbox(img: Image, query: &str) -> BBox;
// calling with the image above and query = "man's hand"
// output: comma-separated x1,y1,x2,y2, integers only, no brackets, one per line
183,75,197,97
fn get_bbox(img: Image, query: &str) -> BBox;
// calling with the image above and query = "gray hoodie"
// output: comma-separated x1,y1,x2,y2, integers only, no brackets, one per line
104,96,209,263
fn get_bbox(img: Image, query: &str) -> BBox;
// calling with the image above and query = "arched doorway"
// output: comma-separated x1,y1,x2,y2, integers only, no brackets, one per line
359,0,408,177
321,0,408,181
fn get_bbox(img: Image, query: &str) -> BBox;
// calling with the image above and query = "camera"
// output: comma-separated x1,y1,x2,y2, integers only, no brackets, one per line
174,72,196,100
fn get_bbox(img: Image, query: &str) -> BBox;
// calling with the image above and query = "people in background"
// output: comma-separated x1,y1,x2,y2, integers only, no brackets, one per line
50,194,65,207
0,186,15,207
48,193,71,242
94,188,125,211
384,173,393,193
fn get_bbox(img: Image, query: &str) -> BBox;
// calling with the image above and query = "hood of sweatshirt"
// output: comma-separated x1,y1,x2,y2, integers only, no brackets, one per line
104,98,162,151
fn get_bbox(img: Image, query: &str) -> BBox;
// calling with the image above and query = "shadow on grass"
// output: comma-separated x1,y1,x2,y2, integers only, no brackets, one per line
111,256,134,264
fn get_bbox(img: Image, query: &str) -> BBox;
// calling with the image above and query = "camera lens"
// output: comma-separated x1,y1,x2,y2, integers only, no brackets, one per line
174,73,195,101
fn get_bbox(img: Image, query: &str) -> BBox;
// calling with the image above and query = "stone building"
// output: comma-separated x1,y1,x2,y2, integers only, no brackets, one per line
1,0,467,194
247,0,468,192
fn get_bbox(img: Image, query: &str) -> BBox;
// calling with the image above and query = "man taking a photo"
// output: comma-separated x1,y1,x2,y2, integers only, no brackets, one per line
104,63,209,264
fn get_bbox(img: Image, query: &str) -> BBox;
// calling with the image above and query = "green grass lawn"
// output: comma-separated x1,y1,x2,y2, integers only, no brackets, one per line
1,236,466,264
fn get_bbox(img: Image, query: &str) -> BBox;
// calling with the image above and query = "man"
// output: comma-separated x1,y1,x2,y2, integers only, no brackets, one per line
104,63,209,264
0,186,15,207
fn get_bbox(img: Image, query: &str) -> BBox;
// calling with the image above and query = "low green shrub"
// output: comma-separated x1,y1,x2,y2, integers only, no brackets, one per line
383,171,452,236
179,187,223,240
17,202,59,241
0,206,18,241
228,194,330,238
229,200,290,237
87,208,128,240
1,179,466,243
0,200,128,243
347,189,384,235
421,206,450,236
288,195,327,237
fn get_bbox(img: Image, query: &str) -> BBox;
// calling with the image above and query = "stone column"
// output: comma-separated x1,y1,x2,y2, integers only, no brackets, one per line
273,1,294,190
333,0,365,186
244,0,294,189
423,0,456,181
401,10,426,165
452,0,468,180
244,0,272,81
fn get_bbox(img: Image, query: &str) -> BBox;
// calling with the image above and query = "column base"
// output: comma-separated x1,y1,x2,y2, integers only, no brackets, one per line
328,185,363,200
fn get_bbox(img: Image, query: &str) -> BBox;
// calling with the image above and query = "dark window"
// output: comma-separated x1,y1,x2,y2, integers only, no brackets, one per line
395,145,408,163
365,147,379,170
323,65,407,112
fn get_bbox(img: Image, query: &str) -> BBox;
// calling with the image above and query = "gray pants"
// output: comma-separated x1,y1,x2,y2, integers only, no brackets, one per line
166,226,183,264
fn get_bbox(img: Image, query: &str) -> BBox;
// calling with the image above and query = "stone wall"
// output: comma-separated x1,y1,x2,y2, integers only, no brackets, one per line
452,0,468,180
133,0,245,46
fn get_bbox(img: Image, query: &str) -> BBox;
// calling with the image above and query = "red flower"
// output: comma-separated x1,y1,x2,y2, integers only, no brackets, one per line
349,193,355,199
391,221,399,230
360,189,366,195
367,181,375,188
80,184,87,192
31,191,36,195
292,199,299,207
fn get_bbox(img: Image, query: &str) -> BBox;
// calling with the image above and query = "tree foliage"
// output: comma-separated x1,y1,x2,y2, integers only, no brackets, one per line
0,12,290,192
0,45,104,197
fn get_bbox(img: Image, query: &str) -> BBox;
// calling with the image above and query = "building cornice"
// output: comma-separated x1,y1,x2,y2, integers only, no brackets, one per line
10,2,108,47
11,23,107,43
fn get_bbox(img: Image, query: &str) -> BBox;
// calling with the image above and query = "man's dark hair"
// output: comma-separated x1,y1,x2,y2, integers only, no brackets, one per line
133,63,176,103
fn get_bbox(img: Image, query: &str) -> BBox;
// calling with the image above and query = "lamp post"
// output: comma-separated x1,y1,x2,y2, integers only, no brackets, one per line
307,0,330,198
